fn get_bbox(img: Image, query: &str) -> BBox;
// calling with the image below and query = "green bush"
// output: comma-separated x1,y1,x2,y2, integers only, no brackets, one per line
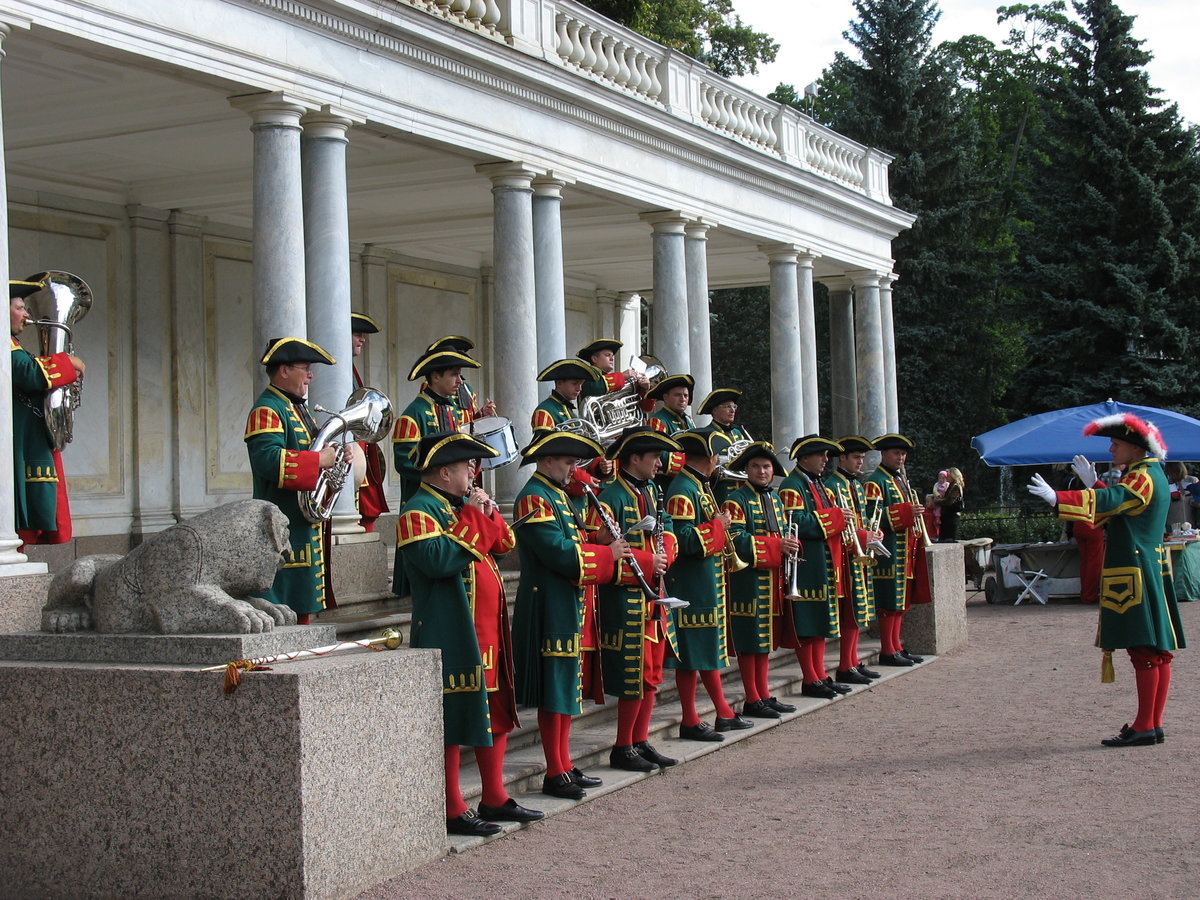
958,507,1061,545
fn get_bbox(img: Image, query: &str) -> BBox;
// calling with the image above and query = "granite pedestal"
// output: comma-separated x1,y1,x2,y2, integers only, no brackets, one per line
0,647,445,899
0,572,52,634
902,541,968,656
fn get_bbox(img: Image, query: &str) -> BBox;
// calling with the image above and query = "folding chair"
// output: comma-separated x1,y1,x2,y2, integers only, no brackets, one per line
999,553,1048,605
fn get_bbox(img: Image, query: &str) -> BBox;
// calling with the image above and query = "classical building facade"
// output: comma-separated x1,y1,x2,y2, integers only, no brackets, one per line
0,0,913,581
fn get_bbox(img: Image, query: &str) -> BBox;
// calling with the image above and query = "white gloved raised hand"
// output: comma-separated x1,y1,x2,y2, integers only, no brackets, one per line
1071,454,1097,488
1027,473,1057,507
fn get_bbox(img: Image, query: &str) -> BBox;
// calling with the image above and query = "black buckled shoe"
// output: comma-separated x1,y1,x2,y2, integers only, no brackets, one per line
899,649,925,663
570,767,603,788
1101,724,1157,747
742,698,781,719
447,810,503,836
679,721,724,742
878,652,914,667
715,714,754,732
836,668,872,685
800,681,838,700
477,798,545,823
636,741,678,767
542,772,586,800
823,678,852,695
610,744,657,772
855,665,881,680
1156,726,1166,744
764,696,797,713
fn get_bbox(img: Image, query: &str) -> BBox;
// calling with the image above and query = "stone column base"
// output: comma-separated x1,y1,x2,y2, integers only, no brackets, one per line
0,648,446,898
901,542,968,656
0,572,52,634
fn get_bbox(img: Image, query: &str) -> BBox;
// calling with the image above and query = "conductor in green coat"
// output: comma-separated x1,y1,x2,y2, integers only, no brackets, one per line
1028,412,1184,747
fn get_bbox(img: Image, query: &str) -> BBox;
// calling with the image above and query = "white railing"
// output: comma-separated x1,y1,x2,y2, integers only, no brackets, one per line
697,78,778,151
549,5,665,102
394,0,503,37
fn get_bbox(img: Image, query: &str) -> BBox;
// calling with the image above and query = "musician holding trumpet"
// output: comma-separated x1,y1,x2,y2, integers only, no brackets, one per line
244,338,346,622
722,441,801,719
10,278,86,547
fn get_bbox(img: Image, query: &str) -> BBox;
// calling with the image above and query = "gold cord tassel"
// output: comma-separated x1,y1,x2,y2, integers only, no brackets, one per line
1101,649,1115,683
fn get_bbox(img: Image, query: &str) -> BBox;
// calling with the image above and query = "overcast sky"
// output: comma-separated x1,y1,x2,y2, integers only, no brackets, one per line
729,0,1199,125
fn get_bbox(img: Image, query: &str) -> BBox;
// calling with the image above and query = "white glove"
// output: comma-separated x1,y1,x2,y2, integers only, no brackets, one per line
1027,473,1057,507
1071,454,1097,488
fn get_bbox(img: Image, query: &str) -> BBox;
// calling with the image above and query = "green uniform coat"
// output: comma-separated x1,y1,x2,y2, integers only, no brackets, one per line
779,466,845,639
10,338,77,536
723,482,787,654
863,466,918,613
824,469,877,627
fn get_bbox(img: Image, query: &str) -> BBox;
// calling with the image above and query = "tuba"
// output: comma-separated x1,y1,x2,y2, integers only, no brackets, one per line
714,437,753,483
577,354,668,444
299,387,394,523
25,271,92,450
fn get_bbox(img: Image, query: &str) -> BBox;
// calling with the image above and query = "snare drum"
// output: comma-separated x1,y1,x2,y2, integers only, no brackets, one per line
467,415,518,469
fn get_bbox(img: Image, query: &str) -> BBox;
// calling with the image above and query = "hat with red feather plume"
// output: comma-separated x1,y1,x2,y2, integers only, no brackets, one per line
1083,413,1167,459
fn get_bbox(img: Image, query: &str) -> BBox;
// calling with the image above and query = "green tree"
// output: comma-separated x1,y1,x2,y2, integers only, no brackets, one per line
578,0,778,76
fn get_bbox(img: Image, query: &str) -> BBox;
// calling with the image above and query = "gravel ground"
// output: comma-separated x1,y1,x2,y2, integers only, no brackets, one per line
360,597,1199,900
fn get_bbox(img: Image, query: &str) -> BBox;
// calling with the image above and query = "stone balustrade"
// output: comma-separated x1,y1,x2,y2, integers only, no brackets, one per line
697,77,779,150
550,4,665,101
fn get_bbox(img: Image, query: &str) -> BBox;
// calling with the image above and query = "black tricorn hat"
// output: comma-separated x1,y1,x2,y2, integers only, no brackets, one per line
408,350,480,381
647,373,695,401
260,338,336,367
604,425,681,460
536,359,602,383
675,427,732,458
789,435,843,459
520,430,604,465
697,388,742,416
577,338,623,361
9,278,46,300
412,431,498,471
727,440,779,472
835,435,875,453
350,312,380,334
872,433,915,452
425,335,476,354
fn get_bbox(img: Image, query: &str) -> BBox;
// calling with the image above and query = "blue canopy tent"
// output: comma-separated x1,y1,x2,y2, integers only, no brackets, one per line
971,400,1200,466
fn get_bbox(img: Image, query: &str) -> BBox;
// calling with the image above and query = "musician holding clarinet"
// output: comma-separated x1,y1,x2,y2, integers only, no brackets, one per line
589,426,682,772
722,441,801,718
10,277,86,547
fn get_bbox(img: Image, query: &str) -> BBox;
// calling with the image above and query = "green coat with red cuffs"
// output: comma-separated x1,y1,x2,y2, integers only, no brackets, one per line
863,466,918,613
511,471,617,715
824,469,877,628
664,467,730,671
649,407,693,481
722,482,787,654
1056,457,1185,652
398,483,518,748
244,385,326,616
778,466,846,639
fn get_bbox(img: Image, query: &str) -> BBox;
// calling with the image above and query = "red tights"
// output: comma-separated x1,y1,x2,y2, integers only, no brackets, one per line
737,653,772,702
1130,648,1174,731
795,637,828,683
675,668,735,726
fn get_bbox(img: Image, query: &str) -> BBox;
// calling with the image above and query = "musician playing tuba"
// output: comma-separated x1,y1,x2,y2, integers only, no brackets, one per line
577,338,655,411
244,338,345,624
9,276,87,547
700,387,752,504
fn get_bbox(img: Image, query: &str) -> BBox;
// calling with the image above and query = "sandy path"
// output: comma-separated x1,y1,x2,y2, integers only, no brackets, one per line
360,598,1199,899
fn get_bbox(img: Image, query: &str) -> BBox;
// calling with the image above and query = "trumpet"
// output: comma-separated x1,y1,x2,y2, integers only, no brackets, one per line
702,484,748,572
899,464,933,549
783,521,803,600
840,505,876,568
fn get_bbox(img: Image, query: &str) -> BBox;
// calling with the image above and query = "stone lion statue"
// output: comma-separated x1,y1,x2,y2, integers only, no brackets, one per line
42,499,299,634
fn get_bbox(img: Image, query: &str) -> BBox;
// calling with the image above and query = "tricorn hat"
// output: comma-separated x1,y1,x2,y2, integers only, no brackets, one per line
1084,413,1166,458
789,435,843,459
872,433,915,452
260,338,336,367
520,430,604,465
604,425,681,460
727,440,780,472
577,338,623,361
674,427,732,458
537,359,602,383
408,350,480,381
412,431,498,471
835,435,875,454
9,278,45,300
647,373,695,401
350,312,380,335
425,335,476,354
697,388,742,416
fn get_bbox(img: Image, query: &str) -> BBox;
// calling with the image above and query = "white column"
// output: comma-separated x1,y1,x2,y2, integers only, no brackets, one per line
850,271,887,441
825,278,858,438
797,251,819,435
761,244,803,450
595,291,618,342
302,108,362,534
684,220,714,402
0,23,45,574
532,175,568,368
640,211,690,376
168,212,208,521
616,292,643,359
880,273,899,432
230,92,309,354
127,206,178,539
477,162,540,503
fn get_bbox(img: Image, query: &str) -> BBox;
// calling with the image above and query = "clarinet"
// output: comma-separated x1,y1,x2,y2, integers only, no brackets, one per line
654,484,668,597
578,481,659,602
